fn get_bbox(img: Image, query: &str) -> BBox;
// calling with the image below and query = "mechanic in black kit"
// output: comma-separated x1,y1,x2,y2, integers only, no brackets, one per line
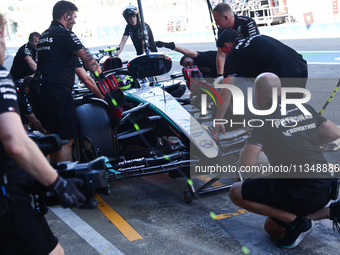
16,76,46,134
0,13,85,255
212,29,308,138
10,31,40,82
155,41,218,78
31,0,104,163
229,72,340,249
116,5,157,56
213,3,260,79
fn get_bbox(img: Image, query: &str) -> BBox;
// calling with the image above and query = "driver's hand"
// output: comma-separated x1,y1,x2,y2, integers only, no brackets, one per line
212,124,225,140
49,175,86,208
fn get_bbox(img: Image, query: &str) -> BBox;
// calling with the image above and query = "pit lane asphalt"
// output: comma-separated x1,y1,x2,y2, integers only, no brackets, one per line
4,38,340,255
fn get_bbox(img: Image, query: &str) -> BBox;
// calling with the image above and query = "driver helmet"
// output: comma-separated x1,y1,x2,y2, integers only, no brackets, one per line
122,5,139,24
116,74,133,90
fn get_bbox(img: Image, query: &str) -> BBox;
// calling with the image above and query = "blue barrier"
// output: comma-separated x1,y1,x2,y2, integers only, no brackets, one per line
7,22,340,48
88,22,340,46
259,22,340,36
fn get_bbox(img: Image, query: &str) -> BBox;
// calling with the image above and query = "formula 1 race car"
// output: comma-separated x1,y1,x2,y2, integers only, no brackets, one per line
73,49,251,202
72,0,250,202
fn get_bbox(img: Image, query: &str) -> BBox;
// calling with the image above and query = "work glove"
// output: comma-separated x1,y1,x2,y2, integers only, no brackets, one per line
95,73,125,109
155,41,175,50
49,175,86,208
213,75,224,86
96,72,117,95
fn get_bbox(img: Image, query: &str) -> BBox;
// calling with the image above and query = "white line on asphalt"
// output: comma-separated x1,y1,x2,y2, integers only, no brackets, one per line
50,207,125,255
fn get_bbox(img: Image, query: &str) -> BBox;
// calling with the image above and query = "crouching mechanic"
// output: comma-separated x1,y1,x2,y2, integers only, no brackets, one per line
229,72,340,249
0,13,85,255
16,76,46,134
155,41,217,78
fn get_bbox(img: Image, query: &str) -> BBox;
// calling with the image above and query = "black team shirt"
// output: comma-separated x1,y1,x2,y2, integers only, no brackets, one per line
217,14,259,39
224,35,307,79
124,22,157,55
36,21,84,96
10,42,37,81
192,51,217,78
246,101,331,193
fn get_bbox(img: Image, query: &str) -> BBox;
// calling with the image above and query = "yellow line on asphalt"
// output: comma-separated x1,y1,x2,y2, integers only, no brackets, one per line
96,195,142,241
215,209,248,220
196,175,225,187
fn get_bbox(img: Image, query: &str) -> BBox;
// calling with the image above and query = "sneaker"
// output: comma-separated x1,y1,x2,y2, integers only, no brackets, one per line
330,200,340,233
276,216,315,249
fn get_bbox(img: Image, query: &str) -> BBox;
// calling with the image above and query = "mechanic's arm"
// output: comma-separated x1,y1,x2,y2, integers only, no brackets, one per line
24,55,37,72
155,41,198,58
75,67,104,99
216,48,226,76
24,113,46,134
116,35,129,57
141,39,145,54
239,144,262,167
318,120,340,144
1,111,85,207
216,87,232,119
212,76,235,139
75,48,102,76
174,45,198,58
211,87,231,139
217,76,235,115
0,112,57,186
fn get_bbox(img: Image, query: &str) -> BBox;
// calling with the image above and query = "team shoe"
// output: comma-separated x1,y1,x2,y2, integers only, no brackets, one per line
330,200,340,233
276,216,315,249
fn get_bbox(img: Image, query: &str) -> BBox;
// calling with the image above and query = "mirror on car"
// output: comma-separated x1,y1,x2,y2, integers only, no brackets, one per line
127,53,172,78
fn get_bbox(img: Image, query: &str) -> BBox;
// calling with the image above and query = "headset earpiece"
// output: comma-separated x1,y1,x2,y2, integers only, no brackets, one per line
225,16,228,21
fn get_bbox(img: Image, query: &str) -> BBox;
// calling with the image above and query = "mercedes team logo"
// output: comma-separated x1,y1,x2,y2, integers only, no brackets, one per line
200,140,213,148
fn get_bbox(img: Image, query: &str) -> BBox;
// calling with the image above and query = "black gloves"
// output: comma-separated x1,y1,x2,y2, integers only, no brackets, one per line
95,73,125,109
155,41,175,50
49,175,86,208
96,72,115,96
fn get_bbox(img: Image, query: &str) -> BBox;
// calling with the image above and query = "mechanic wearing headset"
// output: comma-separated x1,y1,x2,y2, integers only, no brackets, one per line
31,0,105,163
213,3,259,80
